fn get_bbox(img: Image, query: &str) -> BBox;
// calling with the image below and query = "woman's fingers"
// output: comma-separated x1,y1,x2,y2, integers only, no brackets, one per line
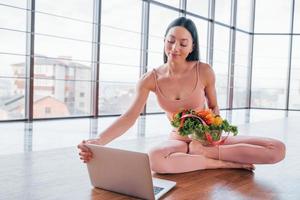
78,139,100,163
79,151,92,158
77,140,90,151
79,152,92,162
79,151,91,157
78,140,94,163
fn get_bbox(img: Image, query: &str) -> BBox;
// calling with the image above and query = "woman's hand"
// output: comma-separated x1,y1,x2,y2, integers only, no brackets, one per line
77,139,100,163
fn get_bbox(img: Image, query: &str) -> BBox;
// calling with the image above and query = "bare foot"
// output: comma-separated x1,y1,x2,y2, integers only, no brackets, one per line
242,163,256,171
226,161,256,171
189,140,207,156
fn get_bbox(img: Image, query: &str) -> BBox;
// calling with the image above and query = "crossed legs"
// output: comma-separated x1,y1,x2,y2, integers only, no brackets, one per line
148,139,256,174
148,136,285,174
189,136,286,164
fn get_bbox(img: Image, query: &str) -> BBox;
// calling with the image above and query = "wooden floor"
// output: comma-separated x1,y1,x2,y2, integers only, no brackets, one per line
1,116,300,200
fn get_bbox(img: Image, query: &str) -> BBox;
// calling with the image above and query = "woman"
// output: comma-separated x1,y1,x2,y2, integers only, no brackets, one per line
78,17,285,174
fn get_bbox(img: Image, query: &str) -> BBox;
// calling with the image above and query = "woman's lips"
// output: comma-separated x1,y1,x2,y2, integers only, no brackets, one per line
169,53,180,58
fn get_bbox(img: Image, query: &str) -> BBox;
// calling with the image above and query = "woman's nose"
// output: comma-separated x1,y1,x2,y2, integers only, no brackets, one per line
171,42,180,51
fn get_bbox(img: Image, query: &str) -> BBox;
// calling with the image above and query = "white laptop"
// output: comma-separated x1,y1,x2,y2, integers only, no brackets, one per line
85,144,176,200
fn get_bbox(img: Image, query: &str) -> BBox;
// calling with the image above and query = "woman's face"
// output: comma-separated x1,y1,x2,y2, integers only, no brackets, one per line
164,26,194,62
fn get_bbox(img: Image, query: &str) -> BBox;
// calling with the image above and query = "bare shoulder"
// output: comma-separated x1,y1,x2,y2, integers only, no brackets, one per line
198,62,214,74
138,68,157,92
198,62,215,85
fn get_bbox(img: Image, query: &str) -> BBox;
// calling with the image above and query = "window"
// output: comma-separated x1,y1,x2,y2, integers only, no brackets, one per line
215,0,232,25
99,0,141,115
289,36,300,109
255,0,292,33
251,35,290,108
213,25,230,109
0,3,27,120
233,32,250,108
1,0,300,121
33,0,93,118
186,0,209,18
294,0,300,33
236,0,252,32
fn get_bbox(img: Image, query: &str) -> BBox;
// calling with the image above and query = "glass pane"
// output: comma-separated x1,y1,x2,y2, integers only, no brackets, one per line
251,35,289,108
36,0,93,22
100,45,140,67
0,3,27,121
186,0,209,18
35,13,93,42
99,64,139,114
255,0,292,33
0,54,26,78
289,36,300,109
144,114,172,138
33,79,91,118
0,77,25,120
233,32,250,108
35,35,92,62
99,0,141,115
155,0,179,8
0,29,26,55
148,4,179,70
215,0,232,25
188,15,208,62
0,4,27,31
213,25,230,109
294,0,300,33
101,26,140,49
236,0,252,31
0,0,27,9
99,82,136,115
99,64,139,83
34,0,94,64
101,0,141,32
147,92,164,113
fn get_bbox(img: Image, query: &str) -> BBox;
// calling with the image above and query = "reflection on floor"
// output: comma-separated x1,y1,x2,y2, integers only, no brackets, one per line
0,109,300,155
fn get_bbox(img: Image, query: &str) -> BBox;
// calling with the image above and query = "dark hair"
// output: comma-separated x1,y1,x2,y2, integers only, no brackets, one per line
163,17,200,63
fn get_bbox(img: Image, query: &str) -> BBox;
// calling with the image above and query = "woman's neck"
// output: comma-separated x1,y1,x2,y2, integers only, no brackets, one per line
166,60,193,77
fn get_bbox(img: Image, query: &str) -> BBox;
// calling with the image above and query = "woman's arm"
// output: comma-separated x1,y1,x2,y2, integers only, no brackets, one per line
96,72,154,145
202,64,220,115
78,70,155,163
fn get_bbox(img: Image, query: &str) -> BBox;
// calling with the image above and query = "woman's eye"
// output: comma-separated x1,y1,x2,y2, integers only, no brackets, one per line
181,44,187,47
167,40,175,43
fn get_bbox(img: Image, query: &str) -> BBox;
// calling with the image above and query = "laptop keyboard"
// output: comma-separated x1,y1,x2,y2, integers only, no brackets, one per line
153,186,164,195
